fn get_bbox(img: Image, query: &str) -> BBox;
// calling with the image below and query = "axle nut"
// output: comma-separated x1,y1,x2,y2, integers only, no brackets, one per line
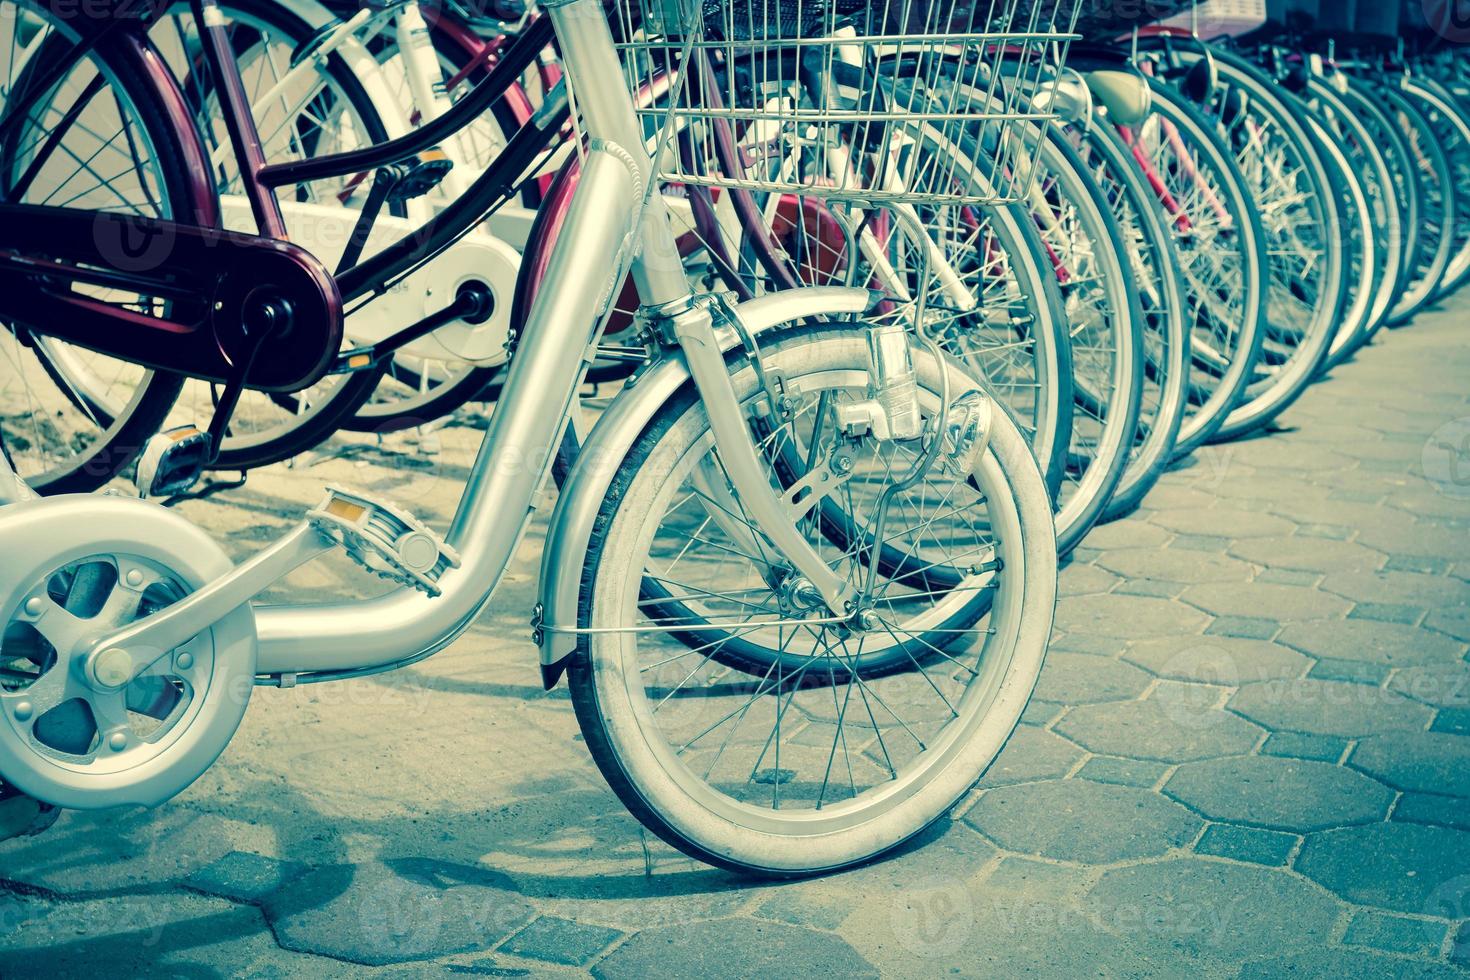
92,648,134,689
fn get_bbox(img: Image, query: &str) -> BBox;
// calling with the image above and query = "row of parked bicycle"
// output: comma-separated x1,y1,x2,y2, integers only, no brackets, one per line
0,0,1465,872
6,0,1468,542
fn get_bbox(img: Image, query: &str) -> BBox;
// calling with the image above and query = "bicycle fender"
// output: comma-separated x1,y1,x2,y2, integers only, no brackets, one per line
534,286,874,688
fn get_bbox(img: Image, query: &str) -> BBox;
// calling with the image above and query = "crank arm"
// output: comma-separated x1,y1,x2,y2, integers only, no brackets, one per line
328,281,495,374
81,522,336,686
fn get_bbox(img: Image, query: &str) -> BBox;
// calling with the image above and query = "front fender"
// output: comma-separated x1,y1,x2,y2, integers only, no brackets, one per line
534,286,874,687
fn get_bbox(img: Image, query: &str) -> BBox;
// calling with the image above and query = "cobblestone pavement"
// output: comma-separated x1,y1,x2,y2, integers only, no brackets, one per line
4,298,1470,978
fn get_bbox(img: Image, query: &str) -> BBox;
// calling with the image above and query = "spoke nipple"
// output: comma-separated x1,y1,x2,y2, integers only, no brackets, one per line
125,569,144,587
13,701,32,722
23,597,43,617
108,732,128,752
176,652,195,671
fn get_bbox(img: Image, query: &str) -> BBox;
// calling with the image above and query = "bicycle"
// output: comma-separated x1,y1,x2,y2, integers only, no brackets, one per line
0,0,1078,874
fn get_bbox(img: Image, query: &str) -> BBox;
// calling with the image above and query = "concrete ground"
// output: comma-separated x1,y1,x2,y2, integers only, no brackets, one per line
3,297,1470,978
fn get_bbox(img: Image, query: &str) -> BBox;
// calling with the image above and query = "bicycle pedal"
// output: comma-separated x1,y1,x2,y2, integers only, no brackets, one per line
307,486,460,596
135,425,211,499
386,150,454,204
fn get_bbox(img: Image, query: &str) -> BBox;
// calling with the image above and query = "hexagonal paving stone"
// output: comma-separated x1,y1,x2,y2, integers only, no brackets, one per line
1179,583,1353,623
0,808,265,895
263,859,535,966
593,918,877,979
1239,948,1469,979
1095,549,1254,585
1229,679,1435,737
1356,515,1470,562
1276,619,1466,667
501,916,624,967
1319,570,1470,607
1220,474,1332,508
964,779,1202,864
1079,518,1171,550
1164,756,1393,831
184,850,305,905
1053,595,1210,639
1233,441,1355,474
1351,732,1470,798
1388,662,1470,708
1054,698,1264,762
1140,483,1218,509
1032,653,1151,705
1297,823,1470,914
0,891,276,975
977,726,1085,787
1057,563,1122,596
1428,606,1470,643
1124,636,1310,684
1084,859,1341,960
1264,497,1392,529
1228,536,1387,573
1150,506,1296,539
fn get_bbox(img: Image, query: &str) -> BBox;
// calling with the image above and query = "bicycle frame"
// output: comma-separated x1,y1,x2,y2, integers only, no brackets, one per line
186,0,860,676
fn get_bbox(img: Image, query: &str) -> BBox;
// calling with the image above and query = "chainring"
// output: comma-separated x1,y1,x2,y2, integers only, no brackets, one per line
0,496,256,810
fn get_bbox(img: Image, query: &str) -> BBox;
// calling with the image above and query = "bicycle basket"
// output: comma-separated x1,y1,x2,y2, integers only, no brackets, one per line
612,1,1083,206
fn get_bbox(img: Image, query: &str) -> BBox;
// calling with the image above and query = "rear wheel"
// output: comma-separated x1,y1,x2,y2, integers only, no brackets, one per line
151,0,399,469
1029,131,1143,553
0,5,204,493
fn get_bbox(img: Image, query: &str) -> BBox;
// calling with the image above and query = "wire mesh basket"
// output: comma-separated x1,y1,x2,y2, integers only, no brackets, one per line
611,1,1083,206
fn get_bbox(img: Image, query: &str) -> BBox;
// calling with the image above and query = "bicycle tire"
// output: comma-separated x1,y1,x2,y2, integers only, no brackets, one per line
1203,52,1347,443
1130,79,1268,457
0,11,200,494
1075,120,1191,522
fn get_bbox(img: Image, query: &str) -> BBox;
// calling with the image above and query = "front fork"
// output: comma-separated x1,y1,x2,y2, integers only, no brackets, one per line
655,295,857,617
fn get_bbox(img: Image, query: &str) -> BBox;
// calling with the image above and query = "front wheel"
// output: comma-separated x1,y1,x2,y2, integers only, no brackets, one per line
569,326,1057,875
